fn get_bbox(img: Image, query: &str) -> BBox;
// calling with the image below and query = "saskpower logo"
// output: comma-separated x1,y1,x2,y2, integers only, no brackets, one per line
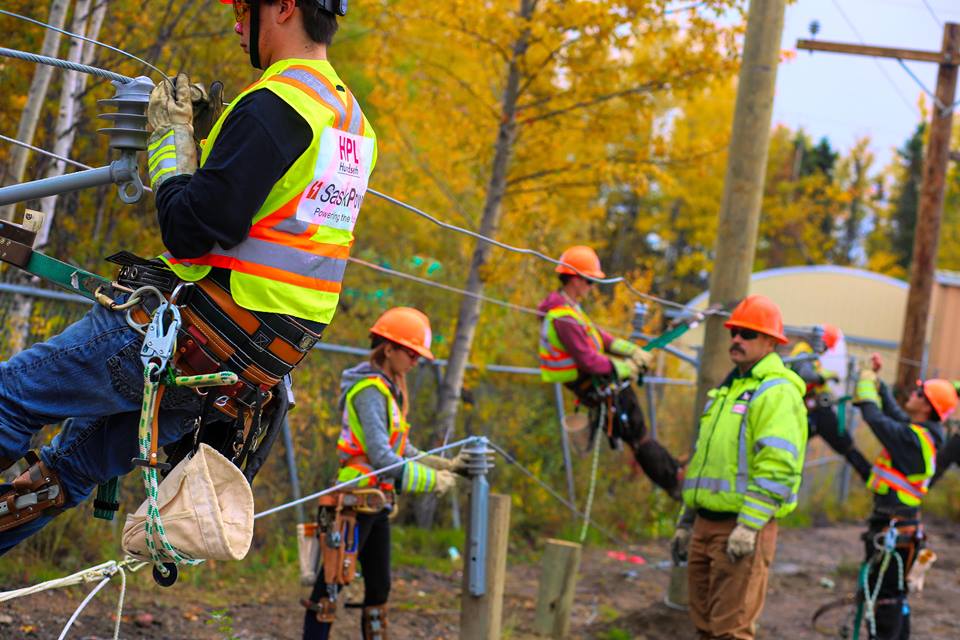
303,180,365,210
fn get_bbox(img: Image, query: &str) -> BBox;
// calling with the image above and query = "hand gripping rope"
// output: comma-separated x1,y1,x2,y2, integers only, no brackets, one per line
134,286,238,586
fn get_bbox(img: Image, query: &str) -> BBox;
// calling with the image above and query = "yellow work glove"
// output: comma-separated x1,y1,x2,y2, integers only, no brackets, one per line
435,469,457,495
190,80,225,144
725,523,758,563
611,357,639,382
146,72,197,190
671,527,691,564
853,369,880,405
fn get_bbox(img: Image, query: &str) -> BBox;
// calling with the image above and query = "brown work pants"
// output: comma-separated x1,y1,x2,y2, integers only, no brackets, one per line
687,516,778,640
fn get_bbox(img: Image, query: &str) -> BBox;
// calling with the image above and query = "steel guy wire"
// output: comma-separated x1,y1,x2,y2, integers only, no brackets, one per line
0,8,170,82
487,441,632,548
895,58,960,115
367,189,699,313
828,0,920,117
253,437,476,519
0,47,132,84
0,133,154,194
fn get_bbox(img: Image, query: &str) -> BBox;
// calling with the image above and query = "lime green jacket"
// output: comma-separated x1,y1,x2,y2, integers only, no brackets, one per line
682,352,808,530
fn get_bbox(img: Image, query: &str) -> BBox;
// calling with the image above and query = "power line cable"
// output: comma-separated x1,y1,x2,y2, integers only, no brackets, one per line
0,47,132,84
828,0,921,117
0,8,170,82
920,0,944,28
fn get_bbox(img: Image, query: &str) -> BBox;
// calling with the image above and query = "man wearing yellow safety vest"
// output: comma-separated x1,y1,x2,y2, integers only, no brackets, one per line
538,245,682,496
671,295,807,640
851,353,955,640
302,308,461,640
790,324,871,481
0,0,375,551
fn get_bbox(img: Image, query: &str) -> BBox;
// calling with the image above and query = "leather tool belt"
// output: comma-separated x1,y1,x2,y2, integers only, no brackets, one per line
319,488,389,587
108,252,322,420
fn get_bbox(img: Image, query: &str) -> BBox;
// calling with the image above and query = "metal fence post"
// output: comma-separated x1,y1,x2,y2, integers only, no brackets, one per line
553,383,576,506
281,417,305,523
644,381,658,440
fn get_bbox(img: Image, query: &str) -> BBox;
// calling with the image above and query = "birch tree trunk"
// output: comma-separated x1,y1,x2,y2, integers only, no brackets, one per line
0,0,71,222
414,0,534,527
36,0,104,249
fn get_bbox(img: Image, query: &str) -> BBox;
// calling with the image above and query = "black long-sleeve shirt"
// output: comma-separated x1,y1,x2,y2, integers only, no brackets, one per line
931,430,960,487
155,90,311,258
857,381,944,515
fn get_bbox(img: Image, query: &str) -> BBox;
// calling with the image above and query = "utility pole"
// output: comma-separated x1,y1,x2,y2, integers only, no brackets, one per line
693,0,787,414
798,23,960,394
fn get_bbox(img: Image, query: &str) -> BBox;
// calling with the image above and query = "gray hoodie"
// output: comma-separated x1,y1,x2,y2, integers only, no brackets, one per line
338,362,422,484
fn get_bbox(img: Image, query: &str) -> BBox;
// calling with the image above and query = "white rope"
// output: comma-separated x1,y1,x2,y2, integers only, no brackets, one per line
113,566,127,640
57,577,111,640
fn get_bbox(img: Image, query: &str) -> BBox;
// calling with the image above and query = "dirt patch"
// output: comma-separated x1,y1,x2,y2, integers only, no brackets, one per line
3,522,960,639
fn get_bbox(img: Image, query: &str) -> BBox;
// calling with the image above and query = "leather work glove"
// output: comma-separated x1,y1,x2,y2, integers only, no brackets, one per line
630,348,655,371
435,469,457,495
191,80,225,144
147,72,197,190
853,369,880,405
725,523,759,563
420,454,454,472
671,527,691,564
611,357,639,382
450,450,471,477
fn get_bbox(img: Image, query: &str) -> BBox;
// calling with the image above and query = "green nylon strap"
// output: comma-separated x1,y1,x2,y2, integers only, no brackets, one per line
93,477,120,521
25,251,111,300
642,319,695,352
836,395,852,436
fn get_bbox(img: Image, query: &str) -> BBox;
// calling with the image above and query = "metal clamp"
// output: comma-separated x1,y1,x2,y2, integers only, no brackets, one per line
140,302,180,375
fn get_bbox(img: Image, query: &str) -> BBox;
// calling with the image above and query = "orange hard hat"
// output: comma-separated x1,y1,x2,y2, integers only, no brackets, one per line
370,307,435,360
555,246,605,280
821,323,842,350
724,295,788,344
917,378,959,421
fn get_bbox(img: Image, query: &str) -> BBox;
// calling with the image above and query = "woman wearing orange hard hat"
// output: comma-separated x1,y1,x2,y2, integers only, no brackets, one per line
851,353,956,638
302,307,466,640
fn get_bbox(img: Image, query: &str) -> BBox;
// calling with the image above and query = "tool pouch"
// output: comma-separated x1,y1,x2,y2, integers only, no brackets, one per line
297,521,321,586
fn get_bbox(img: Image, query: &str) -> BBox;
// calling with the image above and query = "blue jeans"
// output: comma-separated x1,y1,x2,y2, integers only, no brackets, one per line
0,300,205,554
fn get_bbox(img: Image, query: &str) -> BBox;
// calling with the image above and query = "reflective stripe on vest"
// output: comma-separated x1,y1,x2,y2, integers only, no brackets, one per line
336,376,409,490
161,59,377,323
866,423,936,506
538,305,604,383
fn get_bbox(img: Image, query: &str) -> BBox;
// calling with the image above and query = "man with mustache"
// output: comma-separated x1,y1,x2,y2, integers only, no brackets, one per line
671,295,807,640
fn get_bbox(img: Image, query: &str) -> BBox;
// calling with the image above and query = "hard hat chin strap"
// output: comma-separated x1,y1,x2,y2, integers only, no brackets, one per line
249,0,263,69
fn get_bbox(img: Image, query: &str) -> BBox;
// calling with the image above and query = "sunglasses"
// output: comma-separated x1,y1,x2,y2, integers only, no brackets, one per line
233,0,250,23
399,345,420,360
729,327,760,341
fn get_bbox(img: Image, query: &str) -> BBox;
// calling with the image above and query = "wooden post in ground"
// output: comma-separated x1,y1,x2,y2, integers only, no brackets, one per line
533,539,581,638
460,493,511,640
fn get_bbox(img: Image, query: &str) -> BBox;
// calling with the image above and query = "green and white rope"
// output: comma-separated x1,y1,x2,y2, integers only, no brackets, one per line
137,364,203,576
579,402,604,543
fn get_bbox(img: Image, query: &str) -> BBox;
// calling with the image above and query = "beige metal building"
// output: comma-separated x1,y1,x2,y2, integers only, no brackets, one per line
677,265,959,382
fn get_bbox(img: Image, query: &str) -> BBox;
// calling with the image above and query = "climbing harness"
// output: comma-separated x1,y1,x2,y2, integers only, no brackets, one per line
300,488,390,621
844,519,922,640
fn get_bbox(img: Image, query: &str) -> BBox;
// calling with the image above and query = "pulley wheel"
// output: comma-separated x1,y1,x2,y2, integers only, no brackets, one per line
152,562,179,587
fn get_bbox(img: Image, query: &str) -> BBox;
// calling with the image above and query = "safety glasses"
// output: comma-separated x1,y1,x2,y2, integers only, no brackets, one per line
399,345,420,361
729,327,760,341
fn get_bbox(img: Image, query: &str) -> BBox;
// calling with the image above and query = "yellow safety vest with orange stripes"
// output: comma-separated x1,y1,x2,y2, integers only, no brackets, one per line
336,377,410,491
867,423,937,508
538,305,605,383
161,58,378,324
